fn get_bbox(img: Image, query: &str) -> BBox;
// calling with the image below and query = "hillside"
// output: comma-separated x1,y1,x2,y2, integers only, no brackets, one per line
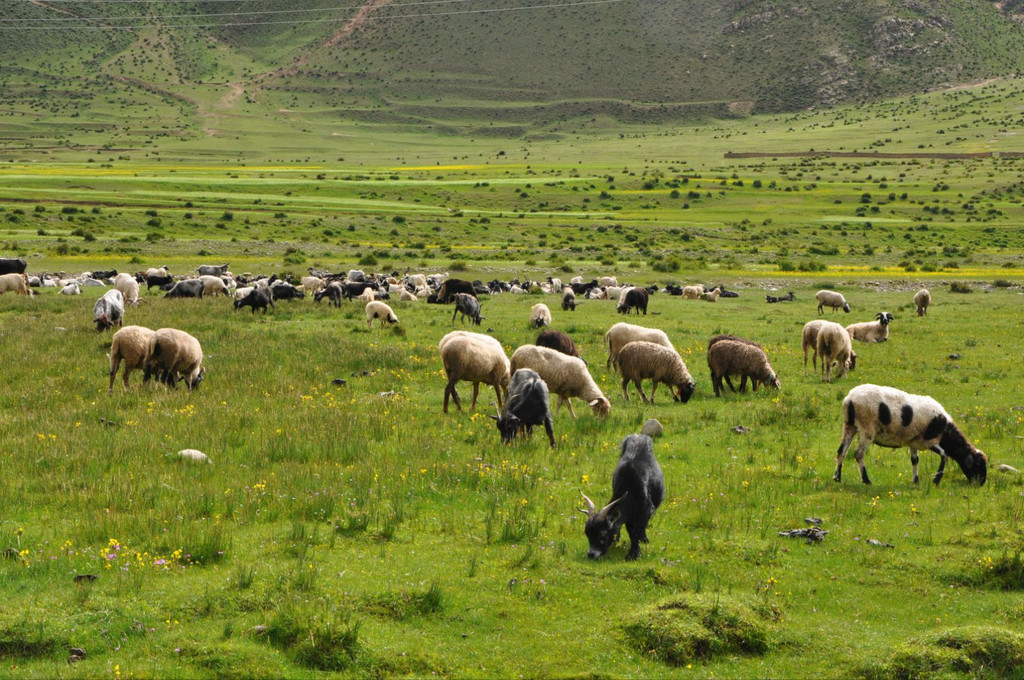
2,0,1024,145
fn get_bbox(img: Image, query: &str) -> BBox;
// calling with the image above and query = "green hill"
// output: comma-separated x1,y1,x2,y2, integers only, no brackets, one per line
2,0,1024,145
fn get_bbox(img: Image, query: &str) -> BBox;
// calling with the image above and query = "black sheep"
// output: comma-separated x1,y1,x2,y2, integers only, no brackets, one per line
234,287,274,314
581,434,664,561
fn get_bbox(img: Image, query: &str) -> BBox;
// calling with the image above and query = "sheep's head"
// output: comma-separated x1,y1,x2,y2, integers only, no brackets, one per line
842,302,851,313
849,351,858,371
673,381,696,404
589,397,612,418
186,368,205,391
957,449,988,486
876,311,894,325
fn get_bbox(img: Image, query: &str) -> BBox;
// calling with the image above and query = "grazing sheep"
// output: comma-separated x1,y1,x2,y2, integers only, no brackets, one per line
399,288,417,302
93,289,125,331
0,273,30,295
581,434,663,561
598,276,618,287
801,320,827,370
144,328,205,390
816,321,854,383
510,345,611,419
108,325,155,393
198,275,229,298
452,292,482,326
835,384,987,486
438,331,510,413
707,334,765,392
617,287,649,315
816,290,850,314
616,341,695,404
197,264,229,277
914,288,931,316
357,287,376,303
707,339,780,397
561,287,576,311
604,322,674,370
492,368,555,447
530,303,552,328
366,301,398,329
682,284,704,299
113,273,140,305
700,287,722,302
536,329,583,362
846,312,894,343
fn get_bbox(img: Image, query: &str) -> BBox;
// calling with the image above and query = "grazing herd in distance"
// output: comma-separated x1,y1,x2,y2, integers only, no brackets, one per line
0,254,988,560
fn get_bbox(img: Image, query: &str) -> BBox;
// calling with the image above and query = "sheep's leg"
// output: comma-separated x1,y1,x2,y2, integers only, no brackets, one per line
834,430,859,482
634,379,649,403
712,372,722,397
108,357,121,394
470,382,480,411
648,380,658,404
451,307,458,326
559,396,578,419
621,377,630,401
492,382,503,409
735,375,747,393
443,379,461,413
909,449,920,484
929,444,947,484
853,440,872,484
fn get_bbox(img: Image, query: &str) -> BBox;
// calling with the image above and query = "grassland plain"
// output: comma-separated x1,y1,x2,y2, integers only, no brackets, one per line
2,78,1024,677
1,278,1023,678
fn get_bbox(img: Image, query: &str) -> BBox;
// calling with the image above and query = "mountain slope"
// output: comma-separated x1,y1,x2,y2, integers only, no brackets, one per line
1,0,1023,138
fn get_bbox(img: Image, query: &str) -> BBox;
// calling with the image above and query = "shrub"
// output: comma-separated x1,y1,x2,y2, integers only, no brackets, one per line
950,281,972,294
869,626,1024,679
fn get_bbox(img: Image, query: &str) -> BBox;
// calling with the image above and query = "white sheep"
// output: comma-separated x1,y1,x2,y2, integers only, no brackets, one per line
399,289,417,302
358,287,376,303
405,274,427,289
530,303,552,328
615,341,695,404
914,288,931,316
604,322,674,370
108,325,155,393
816,321,854,383
816,290,850,314
439,331,510,413
234,286,254,300
682,284,704,300
0,273,30,295
598,276,618,287
835,384,987,486
366,301,398,329
60,281,81,296
700,287,721,302
198,275,228,298
113,273,140,305
510,344,611,418
301,276,326,294
144,328,205,390
801,320,827,370
846,312,894,343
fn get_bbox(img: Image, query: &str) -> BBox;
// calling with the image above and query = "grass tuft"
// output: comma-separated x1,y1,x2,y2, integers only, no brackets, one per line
866,626,1024,679
620,593,777,665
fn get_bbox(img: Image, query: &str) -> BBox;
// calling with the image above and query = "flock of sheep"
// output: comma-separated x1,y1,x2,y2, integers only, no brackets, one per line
1,259,991,557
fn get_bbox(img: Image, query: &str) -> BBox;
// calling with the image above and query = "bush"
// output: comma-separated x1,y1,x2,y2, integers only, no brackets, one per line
358,254,378,266
950,281,972,294
449,260,468,271
869,626,1024,679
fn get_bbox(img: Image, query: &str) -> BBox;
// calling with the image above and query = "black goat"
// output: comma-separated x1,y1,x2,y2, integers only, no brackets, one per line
765,291,795,303
581,434,664,561
164,279,204,299
492,369,555,447
436,278,476,303
617,287,649,315
234,287,274,314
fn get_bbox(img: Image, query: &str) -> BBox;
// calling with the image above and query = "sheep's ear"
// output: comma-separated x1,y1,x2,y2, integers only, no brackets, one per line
588,399,601,407
487,414,499,421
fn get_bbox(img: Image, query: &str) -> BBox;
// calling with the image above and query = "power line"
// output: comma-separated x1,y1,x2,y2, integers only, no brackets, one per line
0,0,626,27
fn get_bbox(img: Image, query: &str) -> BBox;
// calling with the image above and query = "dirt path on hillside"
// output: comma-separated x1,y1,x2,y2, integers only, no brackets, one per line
269,0,391,78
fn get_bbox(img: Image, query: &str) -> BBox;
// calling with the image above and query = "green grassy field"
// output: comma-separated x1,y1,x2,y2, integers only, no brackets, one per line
1,280,1023,678
2,79,1024,678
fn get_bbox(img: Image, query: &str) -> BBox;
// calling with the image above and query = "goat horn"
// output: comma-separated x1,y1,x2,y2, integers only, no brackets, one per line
579,490,596,516
595,491,629,522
